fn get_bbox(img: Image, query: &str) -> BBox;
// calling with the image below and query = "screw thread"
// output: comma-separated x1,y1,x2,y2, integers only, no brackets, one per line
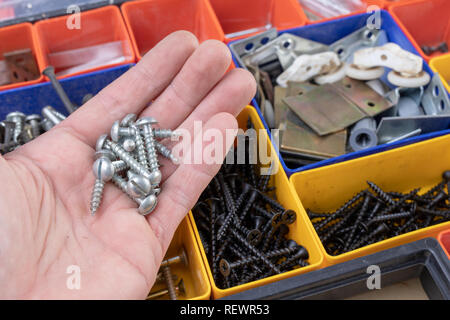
131,125,148,168
90,179,105,215
368,181,396,205
230,228,280,274
142,127,159,172
112,160,128,173
155,141,178,163
162,265,177,300
108,140,151,179
154,128,177,139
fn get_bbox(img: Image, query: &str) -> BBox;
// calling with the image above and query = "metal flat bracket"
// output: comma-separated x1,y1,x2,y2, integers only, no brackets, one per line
329,27,387,62
242,33,329,70
422,73,450,115
377,115,450,144
229,28,278,70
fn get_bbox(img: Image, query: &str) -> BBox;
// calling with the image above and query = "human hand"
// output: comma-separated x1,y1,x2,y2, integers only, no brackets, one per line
0,31,256,299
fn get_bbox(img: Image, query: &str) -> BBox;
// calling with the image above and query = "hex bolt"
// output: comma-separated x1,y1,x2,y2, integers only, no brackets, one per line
25,114,41,138
161,265,177,300
147,280,185,300
90,150,116,216
6,111,25,143
43,66,77,114
97,135,152,181
155,141,179,164
136,117,161,186
110,120,136,142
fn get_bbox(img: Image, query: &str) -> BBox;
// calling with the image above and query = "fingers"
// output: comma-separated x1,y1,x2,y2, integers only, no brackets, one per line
61,31,199,147
147,113,238,251
157,68,256,180
140,40,232,128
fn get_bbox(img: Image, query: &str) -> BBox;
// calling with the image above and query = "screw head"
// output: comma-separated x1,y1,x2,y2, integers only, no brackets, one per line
138,194,157,216
127,172,152,198
278,224,289,237
110,121,123,142
271,213,283,227
282,210,297,225
92,158,114,182
96,134,109,151
442,171,450,181
178,248,189,267
6,111,26,121
219,259,231,277
25,114,41,123
120,113,137,127
136,117,158,127
247,229,262,245
150,169,162,185
122,138,136,152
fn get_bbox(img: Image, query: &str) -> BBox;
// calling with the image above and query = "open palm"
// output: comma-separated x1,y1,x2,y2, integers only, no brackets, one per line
0,31,256,299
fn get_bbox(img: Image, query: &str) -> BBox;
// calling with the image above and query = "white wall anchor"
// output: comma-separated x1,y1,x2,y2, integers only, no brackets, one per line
347,43,430,88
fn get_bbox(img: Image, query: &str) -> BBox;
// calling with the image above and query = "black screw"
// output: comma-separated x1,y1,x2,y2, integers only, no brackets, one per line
42,66,77,114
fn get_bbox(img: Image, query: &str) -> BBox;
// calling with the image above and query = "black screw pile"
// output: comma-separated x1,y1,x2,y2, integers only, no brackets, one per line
308,173,450,256
192,120,309,289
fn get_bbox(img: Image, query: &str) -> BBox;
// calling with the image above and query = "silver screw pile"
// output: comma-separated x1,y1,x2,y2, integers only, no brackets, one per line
0,106,67,155
90,113,179,216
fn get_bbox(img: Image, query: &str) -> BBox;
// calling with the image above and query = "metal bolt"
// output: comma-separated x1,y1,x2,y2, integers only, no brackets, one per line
126,171,152,198
42,66,77,114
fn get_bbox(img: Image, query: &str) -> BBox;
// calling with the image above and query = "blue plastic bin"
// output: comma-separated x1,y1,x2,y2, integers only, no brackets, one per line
0,64,132,119
230,10,450,177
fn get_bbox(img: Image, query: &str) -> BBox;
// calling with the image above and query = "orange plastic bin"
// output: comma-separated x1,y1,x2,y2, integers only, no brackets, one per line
299,0,384,24
122,0,224,60
0,23,44,91
390,0,450,61
35,6,135,79
438,230,450,259
209,0,307,42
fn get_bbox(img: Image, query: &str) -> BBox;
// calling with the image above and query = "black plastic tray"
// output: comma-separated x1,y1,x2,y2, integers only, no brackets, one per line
221,238,450,300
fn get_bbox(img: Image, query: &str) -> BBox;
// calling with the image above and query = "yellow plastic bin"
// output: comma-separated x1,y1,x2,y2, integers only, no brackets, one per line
430,54,450,95
189,106,324,299
290,134,450,267
148,217,211,300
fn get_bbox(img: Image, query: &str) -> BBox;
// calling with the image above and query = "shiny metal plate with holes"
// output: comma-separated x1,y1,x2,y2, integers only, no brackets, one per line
242,33,328,70
377,115,450,144
284,84,367,136
333,77,393,117
229,28,278,70
330,27,387,62
422,74,450,115
281,119,347,159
